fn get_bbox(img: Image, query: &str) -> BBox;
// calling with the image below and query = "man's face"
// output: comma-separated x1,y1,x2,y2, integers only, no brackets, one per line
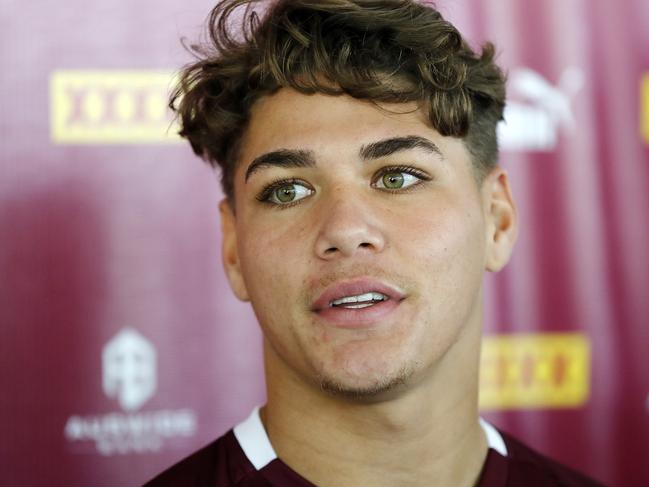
221,88,515,397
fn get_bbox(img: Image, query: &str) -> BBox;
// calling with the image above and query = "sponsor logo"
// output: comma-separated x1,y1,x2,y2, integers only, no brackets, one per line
103,328,156,412
64,409,197,456
641,73,649,144
498,67,584,151
51,67,589,150
50,70,180,143
479,333,590,409
64,328,197,456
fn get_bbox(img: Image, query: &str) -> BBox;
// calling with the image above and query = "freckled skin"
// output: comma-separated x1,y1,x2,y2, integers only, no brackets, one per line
222,88,497,396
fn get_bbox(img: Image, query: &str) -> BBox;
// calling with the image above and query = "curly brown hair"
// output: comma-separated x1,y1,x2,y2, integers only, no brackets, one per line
170,0,506,200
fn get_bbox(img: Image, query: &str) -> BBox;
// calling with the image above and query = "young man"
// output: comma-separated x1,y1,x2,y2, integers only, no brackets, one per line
147,1,602,485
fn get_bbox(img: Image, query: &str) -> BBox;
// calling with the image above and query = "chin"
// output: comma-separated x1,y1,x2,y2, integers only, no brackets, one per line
317,364,416,401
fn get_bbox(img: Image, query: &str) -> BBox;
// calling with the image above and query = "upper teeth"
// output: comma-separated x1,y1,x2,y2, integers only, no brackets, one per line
331,292,387,307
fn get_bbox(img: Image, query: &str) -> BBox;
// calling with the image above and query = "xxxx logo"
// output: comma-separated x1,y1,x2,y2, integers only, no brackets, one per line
49,70,181,143
479,333,590,410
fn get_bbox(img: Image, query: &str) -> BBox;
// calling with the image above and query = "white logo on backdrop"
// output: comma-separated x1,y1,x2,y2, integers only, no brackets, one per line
103,328,157,412
498,67,584,151
64,328,197,456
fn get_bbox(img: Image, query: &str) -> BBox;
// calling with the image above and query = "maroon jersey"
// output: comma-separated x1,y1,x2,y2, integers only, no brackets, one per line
144,408,604,486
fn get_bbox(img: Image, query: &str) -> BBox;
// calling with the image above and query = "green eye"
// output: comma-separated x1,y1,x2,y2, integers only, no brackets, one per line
382,172,405,189
265,182,313,205
374,169,423,190
275,185,296,203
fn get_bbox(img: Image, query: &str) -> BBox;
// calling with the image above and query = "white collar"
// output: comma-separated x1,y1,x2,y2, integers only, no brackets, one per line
234,406,508,470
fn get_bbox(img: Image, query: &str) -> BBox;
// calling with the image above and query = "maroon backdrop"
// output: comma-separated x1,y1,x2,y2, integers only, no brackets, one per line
1,0,647,485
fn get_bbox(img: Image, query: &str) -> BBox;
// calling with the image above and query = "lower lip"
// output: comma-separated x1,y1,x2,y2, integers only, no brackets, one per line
314,299,402,328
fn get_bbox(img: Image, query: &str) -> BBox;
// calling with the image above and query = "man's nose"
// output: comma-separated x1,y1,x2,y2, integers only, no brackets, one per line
313,189,386,260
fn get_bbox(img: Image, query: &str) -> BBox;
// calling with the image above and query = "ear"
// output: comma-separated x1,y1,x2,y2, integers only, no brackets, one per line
219,199,250,301
482,168,518,272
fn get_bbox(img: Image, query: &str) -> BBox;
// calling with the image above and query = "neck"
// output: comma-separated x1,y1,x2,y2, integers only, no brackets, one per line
262,319,488,487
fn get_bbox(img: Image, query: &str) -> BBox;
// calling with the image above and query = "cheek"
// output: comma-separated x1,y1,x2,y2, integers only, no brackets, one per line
405,198,483,248
237,219,311,309
402,199,486,293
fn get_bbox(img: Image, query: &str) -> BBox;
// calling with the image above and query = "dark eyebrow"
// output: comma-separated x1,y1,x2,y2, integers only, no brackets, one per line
359,135,443,160
244,136,441,182
245,149,316,182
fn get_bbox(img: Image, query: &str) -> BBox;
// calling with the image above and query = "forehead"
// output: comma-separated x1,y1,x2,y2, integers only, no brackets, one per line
237,89,437,164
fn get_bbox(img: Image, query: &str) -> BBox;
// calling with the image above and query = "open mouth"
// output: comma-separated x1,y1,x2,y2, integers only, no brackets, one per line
329,292,388,309
312,279,405,328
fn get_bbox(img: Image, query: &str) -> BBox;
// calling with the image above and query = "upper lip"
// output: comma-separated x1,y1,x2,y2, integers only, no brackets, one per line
311,278,406,311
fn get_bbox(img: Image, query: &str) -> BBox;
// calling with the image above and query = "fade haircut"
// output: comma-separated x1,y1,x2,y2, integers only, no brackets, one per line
170,0,507,201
